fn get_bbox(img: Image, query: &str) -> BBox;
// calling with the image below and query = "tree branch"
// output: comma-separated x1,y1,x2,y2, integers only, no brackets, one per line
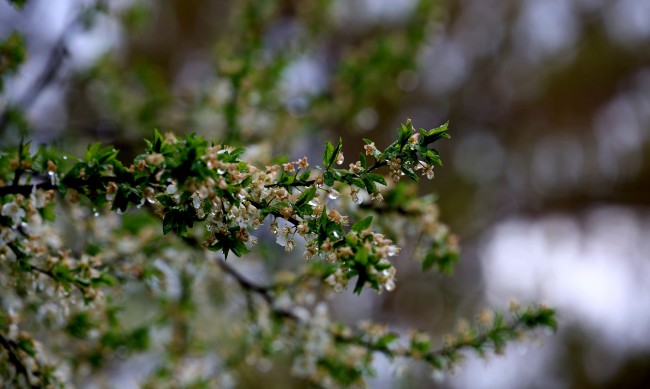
0,182,57,196
0,333,38,388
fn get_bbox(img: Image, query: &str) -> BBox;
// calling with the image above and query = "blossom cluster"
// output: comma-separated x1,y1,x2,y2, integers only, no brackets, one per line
0,122,556,388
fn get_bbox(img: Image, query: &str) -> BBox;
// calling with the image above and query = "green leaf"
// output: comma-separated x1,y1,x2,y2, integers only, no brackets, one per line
240,176,252,188
349,176,365,189
354,246,368,265
331,137,342,167
230,239,250,257
421,121,450,144
207,233,249,258
278,170,294,185
359,152,367,169
92,273,117,287
151,128,164,153
323,170,335,187
351,216,373,233
127,327,150,350
377,333,399,349
323,140,335,167
111,187,129,212
319,206,328,229
16,337,36,357
162,213,175,235
422,249,458,275
365,173,386,186
401,165,419,181
7,0,28,9
422,251,436,272
85,142,118,166
423,148,442,166
353,271,368,294
323,138,343,169
295,186,317,207
156,194,176,208
162,209,191,235
298,168,311,182
397,123,412,151
66,312,94,339
361,175,377,194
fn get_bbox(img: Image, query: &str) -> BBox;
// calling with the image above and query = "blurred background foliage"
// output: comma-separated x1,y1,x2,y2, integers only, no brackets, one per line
1,0,650,387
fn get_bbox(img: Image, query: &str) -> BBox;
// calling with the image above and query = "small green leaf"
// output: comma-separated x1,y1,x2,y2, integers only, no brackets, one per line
353,272,368,294
66,312,94,339
397,123,412,151
240,176,252,188
298,168,311,182
319,206,328,229
365,173,386,186
331,137,343,167
156,194,176,208
377,333,399,349
361,175,377,194
323,170,335,187
295,186,317,207
401,165,419,181
323,140,335,167
7,0,28,9
162,214,175,235
359,152,367,169
230,239,250,257
422,251,436,272
351,216,373,233
324,138,343,169
111,187,129,212
422,121,450,144
92,273,117,287
16,337,36,357
152,128,164,152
